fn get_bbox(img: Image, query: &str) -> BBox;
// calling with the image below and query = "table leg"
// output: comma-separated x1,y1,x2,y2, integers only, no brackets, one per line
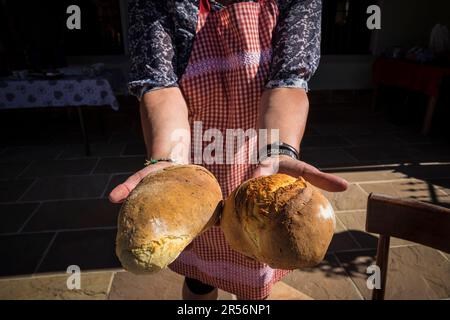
422,95,438,135
77,106,91,156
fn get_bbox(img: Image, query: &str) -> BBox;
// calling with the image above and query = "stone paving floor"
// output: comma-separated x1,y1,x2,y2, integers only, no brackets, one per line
0,92,449,299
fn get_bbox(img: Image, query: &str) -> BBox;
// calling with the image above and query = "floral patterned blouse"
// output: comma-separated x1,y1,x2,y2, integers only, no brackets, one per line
128,0,322,99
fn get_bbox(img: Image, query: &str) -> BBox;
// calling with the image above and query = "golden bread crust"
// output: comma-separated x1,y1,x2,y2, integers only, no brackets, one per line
116,165,222,273
221,174,335,269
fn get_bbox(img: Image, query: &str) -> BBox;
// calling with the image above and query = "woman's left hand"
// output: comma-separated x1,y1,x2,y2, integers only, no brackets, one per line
252,155,348,192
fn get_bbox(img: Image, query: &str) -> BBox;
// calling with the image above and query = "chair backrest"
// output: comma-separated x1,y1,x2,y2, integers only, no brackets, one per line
366,193,450,300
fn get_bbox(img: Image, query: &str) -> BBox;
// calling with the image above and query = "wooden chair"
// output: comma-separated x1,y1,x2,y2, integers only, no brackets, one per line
366,193,450,300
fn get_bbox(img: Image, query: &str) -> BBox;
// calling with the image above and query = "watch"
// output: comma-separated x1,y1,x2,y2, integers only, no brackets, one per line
259,142,300,162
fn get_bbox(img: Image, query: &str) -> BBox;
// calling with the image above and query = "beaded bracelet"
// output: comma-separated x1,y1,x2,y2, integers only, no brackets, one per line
144,158,177,166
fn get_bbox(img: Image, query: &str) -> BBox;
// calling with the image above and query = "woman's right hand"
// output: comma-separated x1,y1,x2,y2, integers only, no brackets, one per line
109,87,191,204
108,161,176,204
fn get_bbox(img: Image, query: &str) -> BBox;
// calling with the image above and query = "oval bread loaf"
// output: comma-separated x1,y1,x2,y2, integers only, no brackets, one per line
116,165,222,274
221,174,335,269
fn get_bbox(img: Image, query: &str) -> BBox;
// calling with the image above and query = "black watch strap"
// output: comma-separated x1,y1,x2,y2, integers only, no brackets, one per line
259,142,300,162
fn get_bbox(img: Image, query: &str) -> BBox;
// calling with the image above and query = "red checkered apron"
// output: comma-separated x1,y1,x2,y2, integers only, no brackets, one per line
169,0,291,299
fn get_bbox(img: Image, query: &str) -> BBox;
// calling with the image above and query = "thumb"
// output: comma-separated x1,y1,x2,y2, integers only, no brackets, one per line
108,171,144,204
108,162,174,203
280,160,348,192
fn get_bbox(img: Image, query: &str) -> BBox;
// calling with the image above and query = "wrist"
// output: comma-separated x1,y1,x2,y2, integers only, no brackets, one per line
144,158,181,166
148,136,190,165
259,142,300,163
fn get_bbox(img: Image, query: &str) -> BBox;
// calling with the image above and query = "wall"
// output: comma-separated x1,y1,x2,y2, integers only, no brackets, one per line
309,55,375,91
371,0,450,55
69,0,450,92
311,0,450,90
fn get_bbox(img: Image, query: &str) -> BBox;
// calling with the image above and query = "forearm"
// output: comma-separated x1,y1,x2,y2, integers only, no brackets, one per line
140,87,190,163
258,88,309,152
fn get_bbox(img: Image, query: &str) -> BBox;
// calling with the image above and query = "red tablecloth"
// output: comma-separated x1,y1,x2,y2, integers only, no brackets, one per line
373,58,450,97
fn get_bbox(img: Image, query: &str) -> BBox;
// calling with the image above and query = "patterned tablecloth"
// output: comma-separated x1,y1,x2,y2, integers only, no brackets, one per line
0,77,119,111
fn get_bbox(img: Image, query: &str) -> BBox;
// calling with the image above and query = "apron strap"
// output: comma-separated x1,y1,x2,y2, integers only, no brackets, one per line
199,0,211,14
200,0,264,14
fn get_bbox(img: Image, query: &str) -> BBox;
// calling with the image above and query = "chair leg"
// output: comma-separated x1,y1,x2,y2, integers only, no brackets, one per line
77,106,91,156
422,95,438,135
372,235,390,300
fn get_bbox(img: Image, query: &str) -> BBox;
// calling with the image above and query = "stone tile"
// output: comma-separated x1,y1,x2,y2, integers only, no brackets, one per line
109,132,143,144
268,281,313,300
0,135,57,148
37,229,120,274
59,143,125,159
359,179,448,204
309,108,368,124
0,146,63,162
103,174,130,199
51,131,110,145
0,179,35,202
364,119,404,134
322,184,368,211
312,123,374,136
394,163,450,180
0,272,113,299
440,251,450,261
429,179,450,195
0,162,30,179
0,233,54,277
336,211,412,248
393,131,444,145
342,133,405,147
102,114,134,133
336,246,450,299
109,270,181,300
327,168,406,183
301,148,357,168
122,142,146,156
428,195,450,209
23,199,120,232
20,159,98,177
282,254,362,300
21,175,110,201
0,203,39,233
430,185,450,208
301,136,352,148
108,270,233,300
93,157,144,174
409,144,450,162
344,146,412,163
327,219,360,253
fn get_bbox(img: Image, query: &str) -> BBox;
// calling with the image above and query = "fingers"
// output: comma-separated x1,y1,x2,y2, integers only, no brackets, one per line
251,161,275,178
279,160,348,192
108,162,175,203
303,168,348,192
251,156,285,178
108,171,143,204
253,157,348,193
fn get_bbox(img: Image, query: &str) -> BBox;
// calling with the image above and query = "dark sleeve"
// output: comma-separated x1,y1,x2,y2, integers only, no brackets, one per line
128,0,178,99
266,0,322,91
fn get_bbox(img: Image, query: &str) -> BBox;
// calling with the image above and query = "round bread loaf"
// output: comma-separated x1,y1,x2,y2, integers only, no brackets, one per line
116,165,222,274
221,174,335,269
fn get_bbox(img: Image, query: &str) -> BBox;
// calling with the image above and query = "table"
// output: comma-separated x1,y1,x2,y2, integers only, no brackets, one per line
0,77,119,155
372,58,450,134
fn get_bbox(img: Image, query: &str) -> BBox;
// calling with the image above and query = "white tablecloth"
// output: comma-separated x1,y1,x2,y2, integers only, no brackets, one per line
0,78,119,111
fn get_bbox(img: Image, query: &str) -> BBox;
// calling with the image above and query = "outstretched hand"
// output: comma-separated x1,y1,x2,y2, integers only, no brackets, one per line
108,162,176,203
109,154,347,205
252,155,348,192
